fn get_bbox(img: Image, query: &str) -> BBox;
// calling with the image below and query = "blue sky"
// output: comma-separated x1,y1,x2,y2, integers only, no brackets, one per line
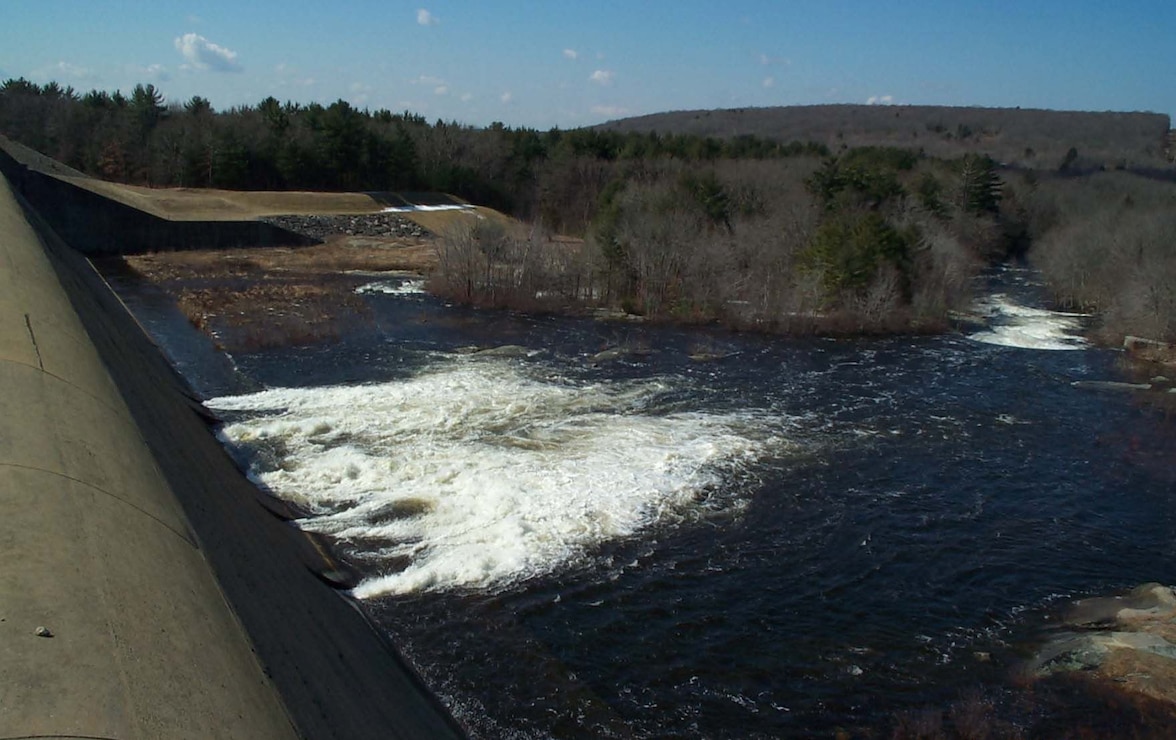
2,1,1173,129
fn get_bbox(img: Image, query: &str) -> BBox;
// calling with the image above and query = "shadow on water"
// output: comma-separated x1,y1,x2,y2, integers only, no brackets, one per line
95,257,261,398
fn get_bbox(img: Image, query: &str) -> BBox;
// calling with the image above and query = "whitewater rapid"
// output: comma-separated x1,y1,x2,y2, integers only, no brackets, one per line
206,357,787,597
967,293,1089,350
355,278,426,296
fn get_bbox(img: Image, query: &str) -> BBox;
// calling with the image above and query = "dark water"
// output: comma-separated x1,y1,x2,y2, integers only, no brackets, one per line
102,264,1176,738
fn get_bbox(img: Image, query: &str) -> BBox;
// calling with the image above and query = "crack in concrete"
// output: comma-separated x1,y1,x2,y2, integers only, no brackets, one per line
23,313,43,370
0,461,198,549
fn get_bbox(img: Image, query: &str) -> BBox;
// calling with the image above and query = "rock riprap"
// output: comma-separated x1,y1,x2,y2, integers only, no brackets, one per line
262,214,429,240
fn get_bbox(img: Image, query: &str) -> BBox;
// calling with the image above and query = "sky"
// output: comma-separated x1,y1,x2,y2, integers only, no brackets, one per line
2,1,1174,129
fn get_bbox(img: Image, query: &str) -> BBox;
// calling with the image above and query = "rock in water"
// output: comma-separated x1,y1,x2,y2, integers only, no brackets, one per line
1070,380,1152,392
473,345,534,358
1027,584,1176,706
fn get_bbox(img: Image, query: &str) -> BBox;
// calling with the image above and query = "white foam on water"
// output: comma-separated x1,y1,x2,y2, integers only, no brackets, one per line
206,360,785,597
355,279,426,296
968,294,1089,351
381,204,474,213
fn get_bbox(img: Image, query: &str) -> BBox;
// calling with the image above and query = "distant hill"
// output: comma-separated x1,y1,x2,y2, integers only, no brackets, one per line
596,105,1173,169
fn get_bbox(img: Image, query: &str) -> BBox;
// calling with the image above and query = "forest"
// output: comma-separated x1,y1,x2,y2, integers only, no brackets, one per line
1,78,1173,344
600,104,1172,170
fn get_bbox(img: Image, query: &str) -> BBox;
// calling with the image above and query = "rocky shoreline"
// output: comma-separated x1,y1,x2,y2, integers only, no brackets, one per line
261,213,430,241
1029,584,1176,709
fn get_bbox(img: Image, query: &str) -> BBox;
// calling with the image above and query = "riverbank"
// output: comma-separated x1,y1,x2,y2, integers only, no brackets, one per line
1012,583,1176,737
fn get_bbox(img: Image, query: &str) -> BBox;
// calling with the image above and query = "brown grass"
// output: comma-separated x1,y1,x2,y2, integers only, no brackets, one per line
122,238,438,351
56,175,390,220
124,237,438,279
173,280,371,351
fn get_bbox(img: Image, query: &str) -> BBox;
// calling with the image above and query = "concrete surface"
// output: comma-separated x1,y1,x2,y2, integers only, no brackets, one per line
0,135,513,256
0,167,465,739
0,173,298,738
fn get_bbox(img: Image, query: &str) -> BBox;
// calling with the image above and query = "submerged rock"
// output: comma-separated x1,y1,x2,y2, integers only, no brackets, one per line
1071,380,1153,392
470,345,537,358
688,351,739,362
590,348,627,364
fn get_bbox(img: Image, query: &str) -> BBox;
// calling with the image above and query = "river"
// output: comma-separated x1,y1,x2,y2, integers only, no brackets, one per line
102,263,1176,737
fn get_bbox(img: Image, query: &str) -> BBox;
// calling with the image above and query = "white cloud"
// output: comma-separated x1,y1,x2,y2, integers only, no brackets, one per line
348,82,371,104
757,52,791,67
412,74,446,86
274,62,315,87
762,77,774,89
563,48,578,60
500,91,513,104
434,85,448,96
174,33,242,72
136,63,170,82
417,8,439,26
866,94,895,105
460,92,473,102
589,69,614,86
590,104,628,117
35,60,98,82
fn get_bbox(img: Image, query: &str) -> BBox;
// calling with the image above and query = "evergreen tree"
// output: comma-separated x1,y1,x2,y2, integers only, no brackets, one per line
957,154,1001,214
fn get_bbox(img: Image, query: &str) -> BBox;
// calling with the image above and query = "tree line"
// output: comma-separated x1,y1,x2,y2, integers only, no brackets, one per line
0,78,823,233
600,105,1173,170
3,78,1173,342
432,145,1014,335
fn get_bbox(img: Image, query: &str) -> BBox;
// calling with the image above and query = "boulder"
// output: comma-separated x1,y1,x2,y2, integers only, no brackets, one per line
1028,584,1176,706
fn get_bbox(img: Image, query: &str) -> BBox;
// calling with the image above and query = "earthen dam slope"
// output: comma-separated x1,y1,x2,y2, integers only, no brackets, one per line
0,151,464,738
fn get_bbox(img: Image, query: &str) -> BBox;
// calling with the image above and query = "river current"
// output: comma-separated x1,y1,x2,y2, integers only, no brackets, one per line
104,264,1176,737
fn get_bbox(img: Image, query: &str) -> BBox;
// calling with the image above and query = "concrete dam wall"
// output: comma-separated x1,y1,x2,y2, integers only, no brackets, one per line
0,168,462,738
0,144,318,254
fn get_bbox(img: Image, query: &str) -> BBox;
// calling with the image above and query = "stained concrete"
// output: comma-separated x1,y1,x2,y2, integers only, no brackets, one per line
0,166,464,738
0,173,297,738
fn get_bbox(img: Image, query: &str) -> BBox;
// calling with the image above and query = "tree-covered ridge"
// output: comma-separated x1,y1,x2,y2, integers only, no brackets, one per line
598,104,1174,170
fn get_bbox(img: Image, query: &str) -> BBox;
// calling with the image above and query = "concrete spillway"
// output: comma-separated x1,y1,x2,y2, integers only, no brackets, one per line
0,168,463,737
